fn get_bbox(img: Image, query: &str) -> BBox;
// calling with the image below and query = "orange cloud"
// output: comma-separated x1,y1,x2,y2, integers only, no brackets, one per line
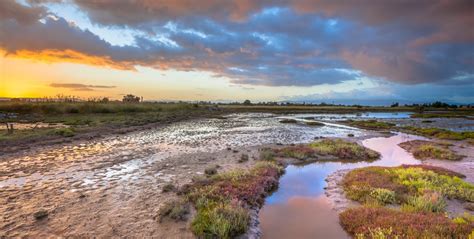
9,49,136,71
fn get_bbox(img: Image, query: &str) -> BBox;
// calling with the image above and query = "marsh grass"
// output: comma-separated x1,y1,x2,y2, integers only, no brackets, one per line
340,206,473,238
411,113,473,119
413,144,463,160
345,120,395,130
402,126,474,140
184,162,284,238
0,102,211,143
342,165,474,208
308,139,380,161
269,139,380,163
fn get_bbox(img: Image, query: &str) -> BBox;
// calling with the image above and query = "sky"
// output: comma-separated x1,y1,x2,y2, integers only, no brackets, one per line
1,0,473,105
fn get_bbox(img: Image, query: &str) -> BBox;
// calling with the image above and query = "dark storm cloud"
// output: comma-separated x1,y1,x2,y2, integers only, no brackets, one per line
1,0,473,87
0,0,45,23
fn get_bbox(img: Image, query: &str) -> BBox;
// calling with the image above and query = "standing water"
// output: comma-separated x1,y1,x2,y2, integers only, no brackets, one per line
259,133,424,239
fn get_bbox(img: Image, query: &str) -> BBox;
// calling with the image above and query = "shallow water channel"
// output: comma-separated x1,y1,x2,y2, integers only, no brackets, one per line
259,133,423,239
0,112,469,237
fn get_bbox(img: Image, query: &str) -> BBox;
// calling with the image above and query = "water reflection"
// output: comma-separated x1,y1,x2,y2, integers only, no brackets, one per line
259,133,423,239
260,195,349,239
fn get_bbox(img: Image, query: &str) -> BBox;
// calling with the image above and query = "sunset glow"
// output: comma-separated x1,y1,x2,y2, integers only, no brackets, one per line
1,0,473,104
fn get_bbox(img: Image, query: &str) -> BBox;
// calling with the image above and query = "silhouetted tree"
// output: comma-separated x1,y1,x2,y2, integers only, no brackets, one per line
243,99,251,105
122,94,141,103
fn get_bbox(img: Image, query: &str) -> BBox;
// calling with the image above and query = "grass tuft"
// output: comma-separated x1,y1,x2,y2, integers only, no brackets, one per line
157,199,190,222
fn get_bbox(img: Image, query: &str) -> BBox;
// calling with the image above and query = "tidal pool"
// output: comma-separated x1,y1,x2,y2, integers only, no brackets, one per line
259,133,424,239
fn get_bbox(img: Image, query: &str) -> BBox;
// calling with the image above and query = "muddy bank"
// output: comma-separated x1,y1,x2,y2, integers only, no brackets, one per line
0,110,221,155
0,145,263,238
324,169,359,213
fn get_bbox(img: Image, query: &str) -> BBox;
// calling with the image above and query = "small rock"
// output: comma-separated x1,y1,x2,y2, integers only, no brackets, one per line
33,210,48,220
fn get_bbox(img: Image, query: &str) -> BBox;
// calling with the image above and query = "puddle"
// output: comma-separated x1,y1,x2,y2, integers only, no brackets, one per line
259,133,423,239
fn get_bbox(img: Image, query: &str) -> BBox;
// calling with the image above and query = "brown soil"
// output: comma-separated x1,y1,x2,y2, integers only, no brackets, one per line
0,145,264,238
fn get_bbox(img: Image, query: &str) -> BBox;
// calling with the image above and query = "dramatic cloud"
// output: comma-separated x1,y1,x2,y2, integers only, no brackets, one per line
0,0,44,23
1,0,473,88
50,83,116,91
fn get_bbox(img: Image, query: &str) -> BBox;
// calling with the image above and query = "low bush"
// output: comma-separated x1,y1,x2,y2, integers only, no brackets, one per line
186,162,284,238
342,165,474,208
157,199,189,222
340,206,473,238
